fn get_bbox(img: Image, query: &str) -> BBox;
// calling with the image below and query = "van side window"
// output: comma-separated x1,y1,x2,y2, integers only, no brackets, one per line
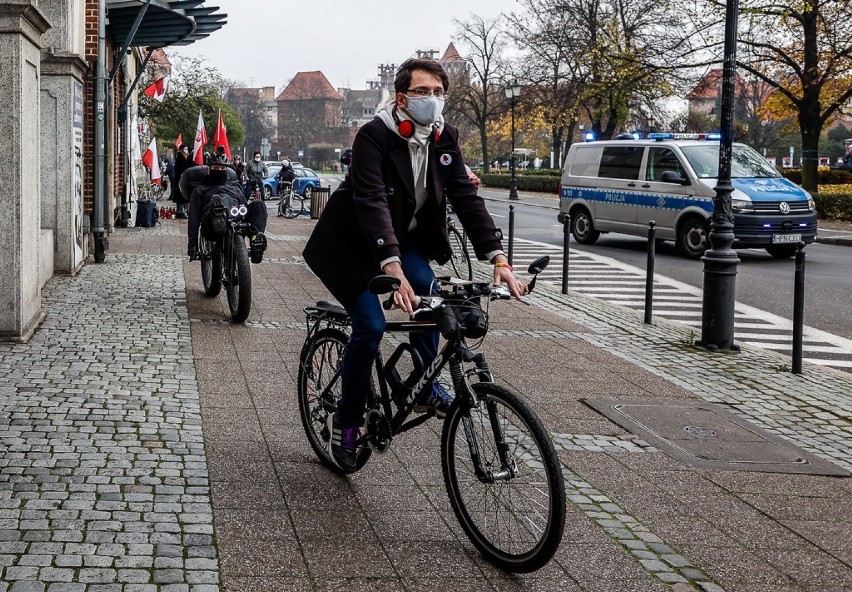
569,146,604,177
598,146,643,180
646,148,686,182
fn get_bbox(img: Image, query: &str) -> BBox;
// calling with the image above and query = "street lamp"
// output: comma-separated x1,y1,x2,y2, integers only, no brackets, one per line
698,0,741,352
647,117,656,135
505,80,522,200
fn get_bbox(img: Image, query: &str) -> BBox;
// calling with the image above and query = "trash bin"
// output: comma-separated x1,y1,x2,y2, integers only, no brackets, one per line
310,186,330,219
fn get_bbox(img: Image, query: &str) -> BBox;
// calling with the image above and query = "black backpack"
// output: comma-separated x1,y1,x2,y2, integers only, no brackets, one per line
135,199,159,228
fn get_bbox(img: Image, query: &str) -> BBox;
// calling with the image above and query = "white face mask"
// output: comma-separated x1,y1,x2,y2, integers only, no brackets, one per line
254,157,261,162
405,95,445,125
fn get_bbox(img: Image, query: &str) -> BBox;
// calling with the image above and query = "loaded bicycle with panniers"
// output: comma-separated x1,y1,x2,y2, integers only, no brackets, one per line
198,198,253,323
297,256,565,572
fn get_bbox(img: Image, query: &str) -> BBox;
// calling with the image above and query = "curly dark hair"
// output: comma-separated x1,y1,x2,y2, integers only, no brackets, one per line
394,58,449,94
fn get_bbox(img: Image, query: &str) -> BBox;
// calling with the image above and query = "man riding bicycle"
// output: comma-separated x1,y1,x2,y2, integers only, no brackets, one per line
303,57,525,472
187,163,268,264
244,151,268,199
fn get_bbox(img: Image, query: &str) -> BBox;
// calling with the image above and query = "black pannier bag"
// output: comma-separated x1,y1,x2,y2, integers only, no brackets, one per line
135,199,158,227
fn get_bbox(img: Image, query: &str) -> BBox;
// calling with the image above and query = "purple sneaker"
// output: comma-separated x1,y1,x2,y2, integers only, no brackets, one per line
327,413,360,472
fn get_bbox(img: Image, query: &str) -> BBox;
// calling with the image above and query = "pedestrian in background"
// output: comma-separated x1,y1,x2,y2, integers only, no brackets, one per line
244,151,268,200
172,143,193,218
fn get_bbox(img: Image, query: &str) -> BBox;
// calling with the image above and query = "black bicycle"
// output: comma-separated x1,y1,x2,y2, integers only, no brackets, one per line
297,256,565,572
446,204,472,281
198,202,252,323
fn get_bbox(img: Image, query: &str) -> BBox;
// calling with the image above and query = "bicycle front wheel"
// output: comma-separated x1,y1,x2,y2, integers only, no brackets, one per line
441,382,565,572
448,226,473,281
225,234,252,323
297,328,372,474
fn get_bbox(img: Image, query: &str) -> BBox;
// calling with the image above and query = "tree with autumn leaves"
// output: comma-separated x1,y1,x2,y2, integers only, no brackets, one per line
449,0,852,191
726,0,852,192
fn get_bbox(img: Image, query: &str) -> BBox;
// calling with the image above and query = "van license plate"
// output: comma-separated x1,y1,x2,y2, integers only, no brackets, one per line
772,233,801,244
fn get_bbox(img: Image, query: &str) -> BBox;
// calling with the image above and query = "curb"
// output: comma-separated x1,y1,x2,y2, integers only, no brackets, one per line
815,235,852,246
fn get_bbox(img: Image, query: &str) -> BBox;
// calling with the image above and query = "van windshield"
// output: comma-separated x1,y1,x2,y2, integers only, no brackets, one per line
681,145,780,179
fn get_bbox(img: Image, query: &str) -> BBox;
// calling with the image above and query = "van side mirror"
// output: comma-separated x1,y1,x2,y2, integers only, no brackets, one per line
660,170,690,185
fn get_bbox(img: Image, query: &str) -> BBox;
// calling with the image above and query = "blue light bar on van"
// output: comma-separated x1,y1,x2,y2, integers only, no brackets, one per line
647,132,722,141
584,131,595,142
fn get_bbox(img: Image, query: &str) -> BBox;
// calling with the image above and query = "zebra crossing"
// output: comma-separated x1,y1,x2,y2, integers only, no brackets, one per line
508,237,852,372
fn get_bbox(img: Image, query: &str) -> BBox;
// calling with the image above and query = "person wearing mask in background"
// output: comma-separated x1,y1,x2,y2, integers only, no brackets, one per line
245,151,268,200
303,57,525,472
276,159,296,196
172,143,193,218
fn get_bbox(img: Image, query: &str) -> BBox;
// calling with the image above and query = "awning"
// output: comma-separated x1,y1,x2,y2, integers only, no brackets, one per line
106,0,227,49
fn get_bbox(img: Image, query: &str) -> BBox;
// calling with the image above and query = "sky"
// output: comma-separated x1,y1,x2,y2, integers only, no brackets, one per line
174,0,522,92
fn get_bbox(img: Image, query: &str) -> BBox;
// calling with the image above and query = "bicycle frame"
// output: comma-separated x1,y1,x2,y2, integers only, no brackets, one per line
304,308,515,482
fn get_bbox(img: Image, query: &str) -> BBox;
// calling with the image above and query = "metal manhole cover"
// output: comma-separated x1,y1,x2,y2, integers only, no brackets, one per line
684,425,717,438
582,399,848,476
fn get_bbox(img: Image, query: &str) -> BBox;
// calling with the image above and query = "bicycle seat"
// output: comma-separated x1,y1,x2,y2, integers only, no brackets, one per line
305,300,349,323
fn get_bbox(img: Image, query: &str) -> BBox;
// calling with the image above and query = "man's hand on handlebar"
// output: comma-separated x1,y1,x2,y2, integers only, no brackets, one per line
382,261,417,316
492,256,528,298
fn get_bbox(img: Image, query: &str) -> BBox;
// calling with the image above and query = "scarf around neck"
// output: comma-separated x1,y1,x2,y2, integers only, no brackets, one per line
376,100,445,189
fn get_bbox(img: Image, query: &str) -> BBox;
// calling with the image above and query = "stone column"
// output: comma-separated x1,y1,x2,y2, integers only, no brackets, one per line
41,53,88,274
0,1,51,341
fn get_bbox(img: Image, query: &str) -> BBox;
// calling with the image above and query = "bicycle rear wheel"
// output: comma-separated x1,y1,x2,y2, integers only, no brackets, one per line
200,235,222,297
297,328,372,474
225,234,252,323
441,382,565,572
448,226,473,281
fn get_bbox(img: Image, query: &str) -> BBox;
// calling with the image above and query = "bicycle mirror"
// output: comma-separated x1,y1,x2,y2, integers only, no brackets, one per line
528,256,550,275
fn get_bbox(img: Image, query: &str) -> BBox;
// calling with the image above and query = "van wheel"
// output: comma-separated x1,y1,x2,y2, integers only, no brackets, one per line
765,245,797,258
571,207,600,244
677,217,709,259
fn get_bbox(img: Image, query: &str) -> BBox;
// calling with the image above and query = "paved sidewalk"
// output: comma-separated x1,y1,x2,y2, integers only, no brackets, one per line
0,211,850,592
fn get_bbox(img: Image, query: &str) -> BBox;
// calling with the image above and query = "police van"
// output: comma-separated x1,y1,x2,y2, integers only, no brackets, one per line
557,133,817,258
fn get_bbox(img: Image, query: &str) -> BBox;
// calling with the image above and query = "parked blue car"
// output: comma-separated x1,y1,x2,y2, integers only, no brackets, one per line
263,166,321,200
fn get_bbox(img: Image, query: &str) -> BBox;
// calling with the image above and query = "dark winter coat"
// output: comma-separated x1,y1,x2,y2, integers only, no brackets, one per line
173,153,193,204
303,118,503,307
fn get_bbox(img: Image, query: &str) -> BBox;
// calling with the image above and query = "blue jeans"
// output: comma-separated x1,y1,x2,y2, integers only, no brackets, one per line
337,242,438,428
176,201,186,215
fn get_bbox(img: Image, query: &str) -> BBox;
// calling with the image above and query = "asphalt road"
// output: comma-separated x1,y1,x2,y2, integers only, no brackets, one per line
478,187,852,343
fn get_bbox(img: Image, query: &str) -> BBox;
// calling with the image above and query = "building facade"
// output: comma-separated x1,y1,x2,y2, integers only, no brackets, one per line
0,0,224,342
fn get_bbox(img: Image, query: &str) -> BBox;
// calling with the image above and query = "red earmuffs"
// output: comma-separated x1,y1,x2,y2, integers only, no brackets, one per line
392,105,415,138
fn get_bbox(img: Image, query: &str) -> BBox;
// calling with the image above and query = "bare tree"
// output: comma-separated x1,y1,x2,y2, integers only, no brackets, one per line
225,85,274,154
509,0,704,151
506,0,586,166
447,15,509,174
277,74,344,163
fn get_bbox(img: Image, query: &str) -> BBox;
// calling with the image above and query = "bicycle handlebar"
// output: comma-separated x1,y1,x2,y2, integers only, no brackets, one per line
372,255,550,315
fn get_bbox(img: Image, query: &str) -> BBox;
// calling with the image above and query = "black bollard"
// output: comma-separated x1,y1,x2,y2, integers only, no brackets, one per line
792,242,806,374
562,214,571,295
508,204,515,267
644,221,656,324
